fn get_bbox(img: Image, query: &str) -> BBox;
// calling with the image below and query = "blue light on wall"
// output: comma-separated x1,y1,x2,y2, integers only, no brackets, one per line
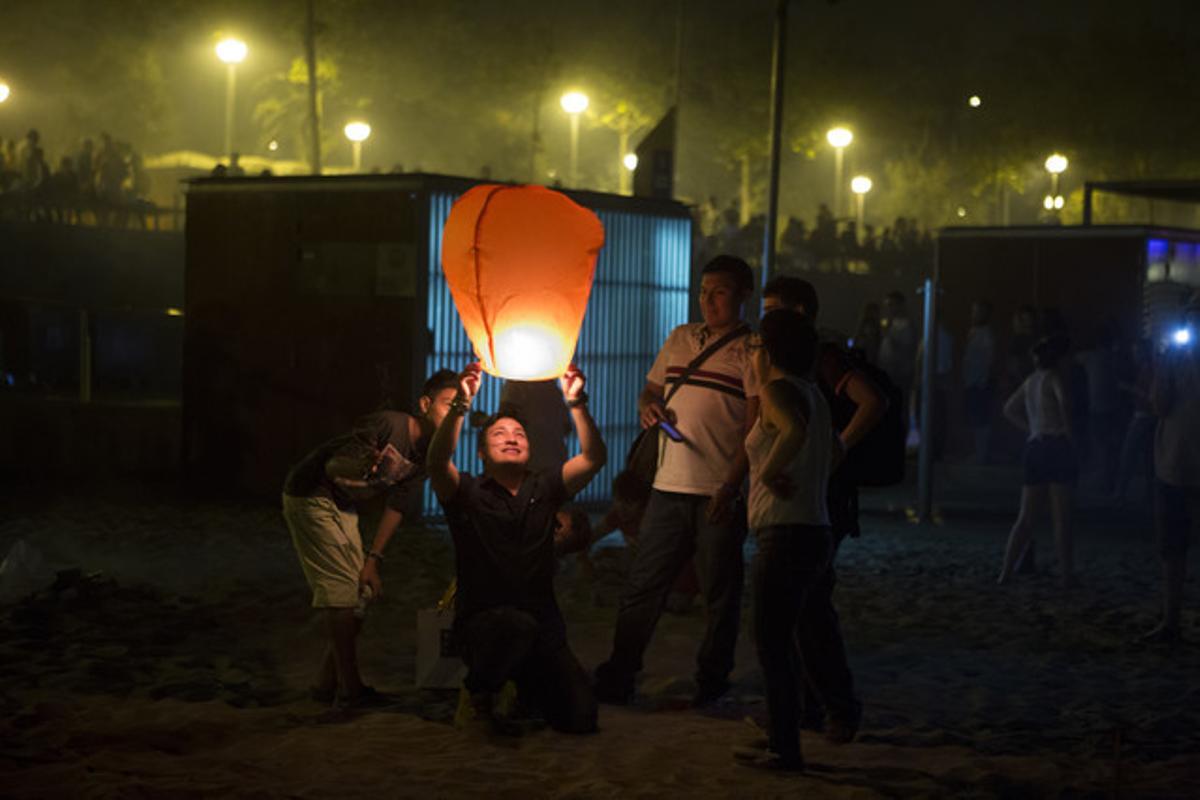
423,192,692,515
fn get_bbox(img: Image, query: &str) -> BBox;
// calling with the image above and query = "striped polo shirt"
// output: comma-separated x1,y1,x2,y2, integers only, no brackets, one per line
647,323,760,495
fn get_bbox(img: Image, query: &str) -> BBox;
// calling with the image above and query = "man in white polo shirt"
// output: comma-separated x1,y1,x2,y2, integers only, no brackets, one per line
595,255,760,707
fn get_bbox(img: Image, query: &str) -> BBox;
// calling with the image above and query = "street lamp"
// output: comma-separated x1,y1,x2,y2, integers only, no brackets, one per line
826,126,854,218
1044,152,1068,216
344,121,371,172
0,82,10,104
850,175,872,244
560,90,589,186
621,152,638,193
215,37,248,161
968,95,982,108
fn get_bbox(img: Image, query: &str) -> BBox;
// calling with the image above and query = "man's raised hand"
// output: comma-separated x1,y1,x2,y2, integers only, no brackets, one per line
458,362,483,404
561,364,586,403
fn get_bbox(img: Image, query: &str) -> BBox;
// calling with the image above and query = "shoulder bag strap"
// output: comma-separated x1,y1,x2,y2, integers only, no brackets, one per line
662,324,751,406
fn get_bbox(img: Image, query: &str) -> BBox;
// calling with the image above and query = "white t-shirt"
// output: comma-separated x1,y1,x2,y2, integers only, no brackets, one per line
647,323,759,496
1022,369,1069,440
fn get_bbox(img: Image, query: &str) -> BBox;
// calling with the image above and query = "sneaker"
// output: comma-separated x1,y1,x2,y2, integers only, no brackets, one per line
691,678,732,708
454,685,526,737
593,662,634,705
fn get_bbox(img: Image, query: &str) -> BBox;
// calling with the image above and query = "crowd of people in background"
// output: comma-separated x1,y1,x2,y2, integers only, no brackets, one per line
693,197,936,277
0,128,155,227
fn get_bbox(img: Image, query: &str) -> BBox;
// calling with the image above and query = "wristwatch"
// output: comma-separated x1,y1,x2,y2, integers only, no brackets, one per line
565,391,589,409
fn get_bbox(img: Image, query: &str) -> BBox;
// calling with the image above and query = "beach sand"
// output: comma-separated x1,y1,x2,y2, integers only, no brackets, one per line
1,469,1198,798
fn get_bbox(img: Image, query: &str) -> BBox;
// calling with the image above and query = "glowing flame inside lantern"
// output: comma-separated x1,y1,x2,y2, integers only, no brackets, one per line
493,324,567,379
441,184,605,381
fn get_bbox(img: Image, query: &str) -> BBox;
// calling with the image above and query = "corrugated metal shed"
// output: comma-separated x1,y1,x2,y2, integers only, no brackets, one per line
184,173,692,510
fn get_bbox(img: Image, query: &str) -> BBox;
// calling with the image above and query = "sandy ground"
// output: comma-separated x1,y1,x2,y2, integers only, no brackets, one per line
2,467,1198,799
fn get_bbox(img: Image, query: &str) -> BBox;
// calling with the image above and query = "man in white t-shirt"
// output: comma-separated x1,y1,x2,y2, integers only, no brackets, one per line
595,255,760,707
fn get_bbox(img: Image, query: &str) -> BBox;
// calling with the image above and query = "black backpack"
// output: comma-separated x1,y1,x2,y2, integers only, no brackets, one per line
828,348,907,487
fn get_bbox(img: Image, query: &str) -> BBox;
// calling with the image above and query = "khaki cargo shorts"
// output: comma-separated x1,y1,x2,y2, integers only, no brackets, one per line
282,494,364,608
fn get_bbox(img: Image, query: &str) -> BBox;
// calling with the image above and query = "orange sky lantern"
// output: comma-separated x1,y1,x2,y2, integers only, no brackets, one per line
441,185,605,380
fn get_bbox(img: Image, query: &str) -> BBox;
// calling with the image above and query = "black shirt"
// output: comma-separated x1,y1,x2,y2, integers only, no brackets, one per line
441,468,569,642
283,411,426,512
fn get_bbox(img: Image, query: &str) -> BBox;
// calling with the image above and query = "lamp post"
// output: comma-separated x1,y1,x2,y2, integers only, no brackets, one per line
826,126,854,218
1044,152,1068,217
215,37,248,161
344,121,371,172
560,90,589,186
621,152,638,194
851,175,872,244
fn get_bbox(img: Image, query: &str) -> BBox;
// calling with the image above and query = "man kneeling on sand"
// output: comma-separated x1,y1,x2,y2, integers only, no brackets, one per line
427,362,607,735
281,370,460,708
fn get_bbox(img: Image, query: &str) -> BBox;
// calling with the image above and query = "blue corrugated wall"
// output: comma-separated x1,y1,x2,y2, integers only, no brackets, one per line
423,190,691,515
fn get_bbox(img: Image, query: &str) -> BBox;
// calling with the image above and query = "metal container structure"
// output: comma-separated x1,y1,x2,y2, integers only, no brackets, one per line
933,225,1200,462
937,225,1200,351
184,174,692,509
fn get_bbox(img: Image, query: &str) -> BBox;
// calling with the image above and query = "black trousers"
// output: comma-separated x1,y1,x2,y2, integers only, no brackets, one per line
459,606,597,734
752,525,840,761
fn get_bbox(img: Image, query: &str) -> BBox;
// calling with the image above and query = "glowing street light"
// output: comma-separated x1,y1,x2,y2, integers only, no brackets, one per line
215,37,248,161
622,153,638,171
1044,153,1069,175
0,82,10,104
1044,152,1069,217
850,175,872,244
560,90,589,186
344,121,371,172
826,126,854,218
968,95,982,108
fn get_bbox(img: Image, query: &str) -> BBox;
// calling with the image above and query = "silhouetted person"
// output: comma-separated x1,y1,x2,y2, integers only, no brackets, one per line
734,311,840,772
1077,323,1122,492
878,291,917,409
963,300,997,463
1114,338,1156,505
1143,298,1200,643
998,334,1076,587
761,277,885,745
852,302,882,365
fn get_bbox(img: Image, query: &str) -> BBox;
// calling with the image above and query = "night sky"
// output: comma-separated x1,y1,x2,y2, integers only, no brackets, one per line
2,0,1197,226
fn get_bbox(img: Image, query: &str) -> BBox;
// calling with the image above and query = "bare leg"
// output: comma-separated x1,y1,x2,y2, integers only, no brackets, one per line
327,608,365,699
999,486,1045,584
1049,482,1075,586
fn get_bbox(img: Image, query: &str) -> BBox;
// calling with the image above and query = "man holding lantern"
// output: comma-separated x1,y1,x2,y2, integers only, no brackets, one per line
427,361,607,734
595,254,761,707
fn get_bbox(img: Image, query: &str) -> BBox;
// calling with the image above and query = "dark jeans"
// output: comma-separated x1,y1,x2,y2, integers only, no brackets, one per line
798,530,858,726
605,489,748,687
459,606,597,733
753,525,834,761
